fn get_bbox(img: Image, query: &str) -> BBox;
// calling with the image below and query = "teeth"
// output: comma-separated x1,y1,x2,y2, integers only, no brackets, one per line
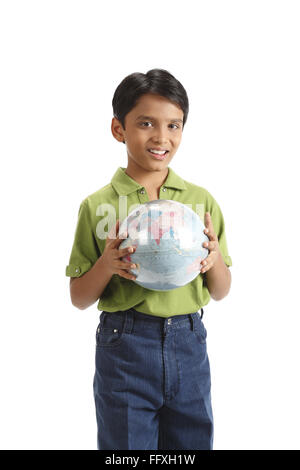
149,149,167,154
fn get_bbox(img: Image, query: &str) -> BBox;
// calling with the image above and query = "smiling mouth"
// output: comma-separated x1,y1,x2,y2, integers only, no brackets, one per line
147,149,169,160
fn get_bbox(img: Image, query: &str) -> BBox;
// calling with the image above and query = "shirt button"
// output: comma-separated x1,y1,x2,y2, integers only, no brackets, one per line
75,267,80,274
140,189,145,194
162,187,167,192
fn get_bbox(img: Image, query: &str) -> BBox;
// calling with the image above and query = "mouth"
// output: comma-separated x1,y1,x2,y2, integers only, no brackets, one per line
147,149,169,160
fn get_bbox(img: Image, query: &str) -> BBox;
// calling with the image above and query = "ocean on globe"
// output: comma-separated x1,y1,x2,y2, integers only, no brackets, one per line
118,200,209,291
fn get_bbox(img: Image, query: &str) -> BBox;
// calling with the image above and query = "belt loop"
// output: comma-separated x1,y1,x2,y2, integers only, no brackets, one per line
124,309,134,334
100,311,107,327
189,314,195,331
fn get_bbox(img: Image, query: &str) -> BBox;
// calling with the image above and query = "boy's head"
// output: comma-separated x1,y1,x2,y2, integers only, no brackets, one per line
111,69,189,173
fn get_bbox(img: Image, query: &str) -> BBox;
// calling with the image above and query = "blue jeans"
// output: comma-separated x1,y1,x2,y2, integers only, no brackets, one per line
93,308,213,450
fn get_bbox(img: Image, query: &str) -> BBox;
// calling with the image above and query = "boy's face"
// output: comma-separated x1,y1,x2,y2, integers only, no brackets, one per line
111,93,184,173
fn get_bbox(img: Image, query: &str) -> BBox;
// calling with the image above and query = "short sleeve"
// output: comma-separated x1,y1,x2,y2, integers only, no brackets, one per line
207,195,232,267
65,199,101,277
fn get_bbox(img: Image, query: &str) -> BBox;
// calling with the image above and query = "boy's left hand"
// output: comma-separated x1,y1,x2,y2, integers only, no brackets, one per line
200,212,221,274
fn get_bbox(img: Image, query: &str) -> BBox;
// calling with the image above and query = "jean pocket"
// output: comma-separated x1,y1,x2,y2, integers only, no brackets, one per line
96,313,124,349
195,321,207,344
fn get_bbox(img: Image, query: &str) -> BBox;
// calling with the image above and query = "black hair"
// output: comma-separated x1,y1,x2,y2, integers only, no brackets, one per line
112,69,189,143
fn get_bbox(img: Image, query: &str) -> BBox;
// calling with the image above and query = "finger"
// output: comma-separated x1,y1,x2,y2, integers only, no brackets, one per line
202,240,217,251
115,246,136,258
204,212,217,241
200,258,213,273
107,219,120,243
117,218,130,240
204,212,214,233
112,235,128,250
201,252,212,264
201,250,216,264
200,251,217,272
116,260,137,270
111,226,129,248
117,269,137,281
201,263,211,274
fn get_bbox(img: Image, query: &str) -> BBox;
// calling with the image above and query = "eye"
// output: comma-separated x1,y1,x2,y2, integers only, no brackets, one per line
140,122,180,129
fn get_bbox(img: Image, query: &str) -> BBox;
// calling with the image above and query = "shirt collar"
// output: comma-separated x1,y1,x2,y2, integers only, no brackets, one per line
111,167,187,196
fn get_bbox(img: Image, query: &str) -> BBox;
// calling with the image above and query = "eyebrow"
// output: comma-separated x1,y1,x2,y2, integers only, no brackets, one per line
135,114,183,123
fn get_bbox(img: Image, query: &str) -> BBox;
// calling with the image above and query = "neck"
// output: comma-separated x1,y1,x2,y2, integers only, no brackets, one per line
125,160,169,193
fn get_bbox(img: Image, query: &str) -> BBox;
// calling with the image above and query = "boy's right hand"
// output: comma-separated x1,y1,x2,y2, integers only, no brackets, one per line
100,219,137,281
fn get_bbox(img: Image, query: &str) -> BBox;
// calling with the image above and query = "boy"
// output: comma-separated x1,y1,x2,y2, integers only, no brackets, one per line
66,69,232,450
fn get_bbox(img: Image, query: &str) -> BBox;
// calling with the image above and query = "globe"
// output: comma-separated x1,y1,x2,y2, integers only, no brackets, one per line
118,199,209,291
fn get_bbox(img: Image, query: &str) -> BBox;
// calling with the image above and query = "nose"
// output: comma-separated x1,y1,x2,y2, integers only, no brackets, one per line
151,126,169,145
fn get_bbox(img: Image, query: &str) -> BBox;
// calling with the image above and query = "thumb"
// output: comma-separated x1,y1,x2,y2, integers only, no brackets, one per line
107,219,119,242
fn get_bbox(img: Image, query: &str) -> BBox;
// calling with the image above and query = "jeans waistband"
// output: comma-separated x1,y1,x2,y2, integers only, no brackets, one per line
100,307,204,334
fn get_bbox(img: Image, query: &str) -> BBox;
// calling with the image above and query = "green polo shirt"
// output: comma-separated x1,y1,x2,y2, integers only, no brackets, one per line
66,167,232,317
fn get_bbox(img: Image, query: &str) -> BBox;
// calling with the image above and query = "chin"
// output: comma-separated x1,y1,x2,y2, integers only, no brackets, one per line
149,161,169,171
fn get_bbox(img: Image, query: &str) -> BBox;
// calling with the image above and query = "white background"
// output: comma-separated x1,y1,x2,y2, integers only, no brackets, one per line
1,0,299,450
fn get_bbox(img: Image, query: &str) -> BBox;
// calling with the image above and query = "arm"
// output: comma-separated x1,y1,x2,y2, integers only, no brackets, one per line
204,252,231,301
69,220,137,310
70,256,113,310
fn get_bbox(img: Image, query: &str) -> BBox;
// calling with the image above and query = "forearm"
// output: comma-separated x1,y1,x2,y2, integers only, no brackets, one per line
205,251,231,301
70,257,112,310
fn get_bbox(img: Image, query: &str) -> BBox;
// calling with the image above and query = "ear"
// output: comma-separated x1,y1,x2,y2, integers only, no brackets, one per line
111,117,125,143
